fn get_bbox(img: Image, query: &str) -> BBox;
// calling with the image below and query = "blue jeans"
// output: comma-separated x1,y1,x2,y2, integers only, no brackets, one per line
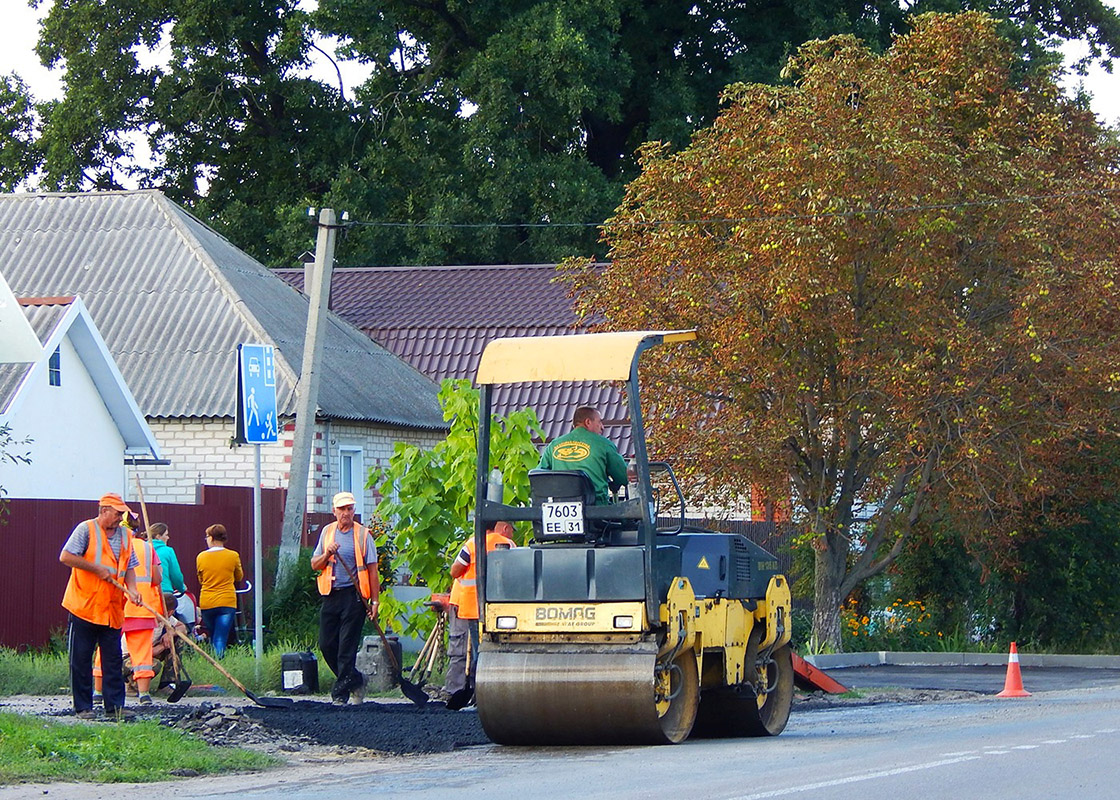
202,607,236,657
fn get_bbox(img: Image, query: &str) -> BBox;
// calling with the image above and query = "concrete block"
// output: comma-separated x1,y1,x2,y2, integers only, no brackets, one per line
355,634,403,692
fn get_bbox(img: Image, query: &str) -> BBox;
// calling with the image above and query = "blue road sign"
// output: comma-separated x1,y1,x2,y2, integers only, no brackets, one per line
237,344,278,444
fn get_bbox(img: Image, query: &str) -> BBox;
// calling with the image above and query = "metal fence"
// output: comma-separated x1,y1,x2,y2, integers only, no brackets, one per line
2,493,798,651
0,485,294,650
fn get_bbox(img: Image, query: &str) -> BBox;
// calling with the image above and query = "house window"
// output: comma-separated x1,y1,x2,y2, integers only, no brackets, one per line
339,447,364,517
48,347,61,387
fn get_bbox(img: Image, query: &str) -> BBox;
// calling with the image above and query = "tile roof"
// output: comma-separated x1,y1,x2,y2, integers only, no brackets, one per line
275,265,632,451
276,264,580,328
0,191,445,429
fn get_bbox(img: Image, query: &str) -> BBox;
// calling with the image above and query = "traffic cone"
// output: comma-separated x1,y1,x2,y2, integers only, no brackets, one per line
996,642,1031,697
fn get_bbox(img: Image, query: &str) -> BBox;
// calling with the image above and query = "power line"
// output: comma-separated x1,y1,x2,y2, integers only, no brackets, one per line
343,187,1120,231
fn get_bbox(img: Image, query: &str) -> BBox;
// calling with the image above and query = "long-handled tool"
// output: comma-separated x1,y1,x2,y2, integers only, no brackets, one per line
133,473,192,702
108,576,291,708
334,554,428,706
161,593,193,703
409,618,440,684
409,612,445,689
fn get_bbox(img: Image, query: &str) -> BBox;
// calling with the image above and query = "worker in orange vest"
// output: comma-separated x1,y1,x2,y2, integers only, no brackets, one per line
444,520,517,703
94,528,165,705
310,491,380,705
59,493,142,720
92,521,165,705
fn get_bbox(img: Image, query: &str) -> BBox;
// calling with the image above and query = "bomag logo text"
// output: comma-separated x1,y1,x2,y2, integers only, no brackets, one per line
553,442,592,461
535,606,596,621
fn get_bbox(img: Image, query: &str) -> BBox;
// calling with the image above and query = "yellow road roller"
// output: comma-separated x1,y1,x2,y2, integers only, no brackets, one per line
471,330,793,745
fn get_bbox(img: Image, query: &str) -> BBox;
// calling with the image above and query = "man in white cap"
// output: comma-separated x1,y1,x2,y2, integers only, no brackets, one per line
59,493,143,719
310,491,380,704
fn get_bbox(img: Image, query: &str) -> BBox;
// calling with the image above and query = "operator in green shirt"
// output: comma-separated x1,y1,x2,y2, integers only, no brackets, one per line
538,406,629,504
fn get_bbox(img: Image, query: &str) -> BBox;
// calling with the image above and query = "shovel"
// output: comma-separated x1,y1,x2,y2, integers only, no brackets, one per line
159,593,193,702
409,612,445,689
334,555,429,707
108,576,292,708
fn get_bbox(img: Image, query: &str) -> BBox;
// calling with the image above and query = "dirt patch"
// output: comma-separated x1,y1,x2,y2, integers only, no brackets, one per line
794,687,986,710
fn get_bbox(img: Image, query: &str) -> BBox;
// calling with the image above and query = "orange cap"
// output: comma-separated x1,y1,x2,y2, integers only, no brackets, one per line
98,493,132,513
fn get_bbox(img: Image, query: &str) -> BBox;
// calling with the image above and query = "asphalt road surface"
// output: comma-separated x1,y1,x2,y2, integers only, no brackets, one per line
825,664,1120,693
6,668,1120,800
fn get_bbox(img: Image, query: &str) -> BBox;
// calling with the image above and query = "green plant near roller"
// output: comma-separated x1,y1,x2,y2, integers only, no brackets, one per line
369,379,544,637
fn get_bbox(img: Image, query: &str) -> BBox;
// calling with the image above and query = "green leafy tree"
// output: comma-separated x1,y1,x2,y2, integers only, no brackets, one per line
0,423,32,518
20,0,1120,266
568,12,1120,650
369,379,543,633
0,75,40,191
33,0,359,259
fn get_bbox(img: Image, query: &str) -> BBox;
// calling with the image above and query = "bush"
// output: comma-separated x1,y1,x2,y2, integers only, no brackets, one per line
263,546,321,647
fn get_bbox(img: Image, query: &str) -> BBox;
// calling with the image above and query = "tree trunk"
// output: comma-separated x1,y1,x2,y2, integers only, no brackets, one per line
812,538,847,652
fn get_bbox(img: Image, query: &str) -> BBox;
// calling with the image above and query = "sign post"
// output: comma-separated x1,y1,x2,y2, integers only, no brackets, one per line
236,344,278,666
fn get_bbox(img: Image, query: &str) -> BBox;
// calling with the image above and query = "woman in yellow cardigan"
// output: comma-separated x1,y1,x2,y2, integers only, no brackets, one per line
196,524,244,657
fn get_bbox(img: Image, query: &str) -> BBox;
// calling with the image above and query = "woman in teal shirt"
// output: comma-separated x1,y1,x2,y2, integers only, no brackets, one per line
149,523,186,594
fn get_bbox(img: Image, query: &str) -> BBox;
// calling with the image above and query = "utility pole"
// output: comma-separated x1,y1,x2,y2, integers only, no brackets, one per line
277,208,338,588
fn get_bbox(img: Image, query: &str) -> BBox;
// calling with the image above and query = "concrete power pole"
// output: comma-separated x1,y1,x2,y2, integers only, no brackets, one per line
277,208,338,588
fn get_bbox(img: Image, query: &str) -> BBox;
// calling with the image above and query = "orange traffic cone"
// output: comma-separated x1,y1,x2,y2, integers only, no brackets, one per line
996,642,1031,697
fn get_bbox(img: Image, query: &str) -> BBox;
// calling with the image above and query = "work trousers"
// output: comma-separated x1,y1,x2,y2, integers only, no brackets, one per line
68,613,126,713
444,605,481,695
319,588,367,700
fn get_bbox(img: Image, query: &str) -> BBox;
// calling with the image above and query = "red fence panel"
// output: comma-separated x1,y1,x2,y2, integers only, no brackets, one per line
0,485,291,651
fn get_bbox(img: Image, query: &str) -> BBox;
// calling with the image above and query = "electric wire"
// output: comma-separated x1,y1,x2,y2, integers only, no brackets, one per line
340,187,1120,231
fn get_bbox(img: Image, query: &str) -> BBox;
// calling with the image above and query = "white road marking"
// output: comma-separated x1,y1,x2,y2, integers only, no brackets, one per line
940,751,977,757
724,756,983,800
1070,734,1096,739
986,750,1010,755
1096,728,1117,734
1011,745,1039,750
1041,739,1067,744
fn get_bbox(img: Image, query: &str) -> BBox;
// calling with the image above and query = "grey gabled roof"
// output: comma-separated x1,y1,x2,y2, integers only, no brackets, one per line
0,191,445,428
0,296,162,459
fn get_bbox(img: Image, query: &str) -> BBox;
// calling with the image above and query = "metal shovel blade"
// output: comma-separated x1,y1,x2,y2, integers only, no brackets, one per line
166,670,193,703
445,687,474,710
398,674,430,707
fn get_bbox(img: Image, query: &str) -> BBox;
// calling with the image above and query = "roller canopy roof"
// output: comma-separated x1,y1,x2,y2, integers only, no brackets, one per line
477,330,696,385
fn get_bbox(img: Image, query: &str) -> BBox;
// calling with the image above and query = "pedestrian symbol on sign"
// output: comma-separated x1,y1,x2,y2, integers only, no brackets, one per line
236,344,278,445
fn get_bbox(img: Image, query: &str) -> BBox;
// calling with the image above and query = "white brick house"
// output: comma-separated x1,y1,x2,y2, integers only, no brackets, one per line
0,191,447,512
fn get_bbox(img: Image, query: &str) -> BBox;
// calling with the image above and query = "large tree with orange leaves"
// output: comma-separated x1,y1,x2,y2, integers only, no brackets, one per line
569,12,1120,650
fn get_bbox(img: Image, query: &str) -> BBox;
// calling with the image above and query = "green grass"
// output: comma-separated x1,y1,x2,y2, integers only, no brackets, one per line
0,648,69,695
0,712,278,784
0,641,446,701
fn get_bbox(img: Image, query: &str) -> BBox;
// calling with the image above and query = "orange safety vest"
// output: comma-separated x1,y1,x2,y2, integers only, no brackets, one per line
315,522,374,599
124,537,162,619
450,531,516,620
61,520,133,628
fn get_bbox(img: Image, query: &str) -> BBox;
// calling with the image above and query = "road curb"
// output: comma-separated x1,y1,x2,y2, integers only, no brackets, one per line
803,651,1120,669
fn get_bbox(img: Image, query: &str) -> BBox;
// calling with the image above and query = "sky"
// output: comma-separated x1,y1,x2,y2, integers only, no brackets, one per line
2,1,1117,154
